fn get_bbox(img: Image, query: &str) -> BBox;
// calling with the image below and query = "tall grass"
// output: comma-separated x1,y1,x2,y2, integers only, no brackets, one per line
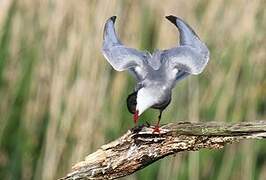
0,0,265,180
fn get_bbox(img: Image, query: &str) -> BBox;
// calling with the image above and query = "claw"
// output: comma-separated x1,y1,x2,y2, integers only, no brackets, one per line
152,124,161,133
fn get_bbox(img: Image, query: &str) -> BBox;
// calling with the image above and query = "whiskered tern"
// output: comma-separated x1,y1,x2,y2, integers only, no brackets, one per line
102,15,210,132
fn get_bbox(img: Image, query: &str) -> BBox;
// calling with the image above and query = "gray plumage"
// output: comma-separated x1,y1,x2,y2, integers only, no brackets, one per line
102,15,209,121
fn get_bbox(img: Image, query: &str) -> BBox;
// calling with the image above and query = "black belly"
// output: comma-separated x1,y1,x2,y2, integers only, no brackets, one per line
151,97,171,111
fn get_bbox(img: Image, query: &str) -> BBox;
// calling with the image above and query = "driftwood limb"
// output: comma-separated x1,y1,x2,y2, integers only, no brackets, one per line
60,121,266,180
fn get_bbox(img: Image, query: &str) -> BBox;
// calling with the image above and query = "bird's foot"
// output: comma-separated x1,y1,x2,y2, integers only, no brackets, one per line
152,124,161,133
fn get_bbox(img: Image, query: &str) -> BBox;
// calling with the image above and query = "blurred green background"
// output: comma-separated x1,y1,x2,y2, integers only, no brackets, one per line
0,0,265,180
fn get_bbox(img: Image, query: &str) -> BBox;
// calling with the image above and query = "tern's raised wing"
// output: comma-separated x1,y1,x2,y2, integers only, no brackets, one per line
162,15,209,80
102,16,149,81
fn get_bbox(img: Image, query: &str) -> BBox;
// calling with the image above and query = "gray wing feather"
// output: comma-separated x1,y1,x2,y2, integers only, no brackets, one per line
163,46,209,75
102,16,148,80
163,16,210,75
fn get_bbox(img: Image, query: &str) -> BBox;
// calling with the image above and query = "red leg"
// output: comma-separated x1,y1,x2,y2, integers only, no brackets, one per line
153,110,162,133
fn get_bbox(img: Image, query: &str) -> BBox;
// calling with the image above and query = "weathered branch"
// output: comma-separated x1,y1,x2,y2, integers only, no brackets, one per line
60,121,266,180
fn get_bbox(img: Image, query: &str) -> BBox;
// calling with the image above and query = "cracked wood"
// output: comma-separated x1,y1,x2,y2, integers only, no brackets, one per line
60,121,266,180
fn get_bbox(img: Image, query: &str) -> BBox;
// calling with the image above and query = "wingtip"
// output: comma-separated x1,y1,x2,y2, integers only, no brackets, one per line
165,15,177,24
110,16,117,23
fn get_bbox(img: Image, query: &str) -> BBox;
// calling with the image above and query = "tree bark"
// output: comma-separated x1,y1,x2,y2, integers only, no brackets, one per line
60,121,266,180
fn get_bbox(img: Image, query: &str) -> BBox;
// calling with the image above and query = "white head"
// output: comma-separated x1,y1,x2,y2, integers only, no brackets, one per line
136,87,158,115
